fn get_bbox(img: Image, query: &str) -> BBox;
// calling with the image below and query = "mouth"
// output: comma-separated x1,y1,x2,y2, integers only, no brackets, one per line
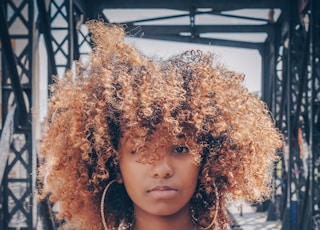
147,186,178,199
148,185,177,192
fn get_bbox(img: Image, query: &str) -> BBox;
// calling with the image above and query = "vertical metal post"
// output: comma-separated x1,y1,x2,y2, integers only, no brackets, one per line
310,0,320,228
0,0,35,229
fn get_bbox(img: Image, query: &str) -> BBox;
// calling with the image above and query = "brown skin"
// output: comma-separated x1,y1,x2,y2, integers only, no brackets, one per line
38,20,282,230
119,127,199,230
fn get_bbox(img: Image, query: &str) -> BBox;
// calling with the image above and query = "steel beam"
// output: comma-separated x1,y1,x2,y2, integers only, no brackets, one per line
124,24,274,35
310,0,320,229
37,0,58,79
140,34,263,50
0,4,28,127
49,0,74,76
83,0,285,11
0,0,34,229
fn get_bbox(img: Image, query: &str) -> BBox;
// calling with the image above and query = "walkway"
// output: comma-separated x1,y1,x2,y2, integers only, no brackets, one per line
227,202,282,230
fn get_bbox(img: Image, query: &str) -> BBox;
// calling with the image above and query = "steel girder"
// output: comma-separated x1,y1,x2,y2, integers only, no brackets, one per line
310,0,320,228
47,0,89,76
48,0,75,76
35,0,91,227
73,0,285,19
0,0,86,227
271,0,320,229
0,0,34,229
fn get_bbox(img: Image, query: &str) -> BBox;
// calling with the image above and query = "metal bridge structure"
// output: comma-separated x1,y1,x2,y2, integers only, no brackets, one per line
0,0,319,229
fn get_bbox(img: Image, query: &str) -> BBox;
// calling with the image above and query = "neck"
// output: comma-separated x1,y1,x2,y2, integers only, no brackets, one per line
132,205,195,230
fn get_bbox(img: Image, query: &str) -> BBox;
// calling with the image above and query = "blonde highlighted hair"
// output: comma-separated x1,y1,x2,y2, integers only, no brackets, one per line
38,20,282,229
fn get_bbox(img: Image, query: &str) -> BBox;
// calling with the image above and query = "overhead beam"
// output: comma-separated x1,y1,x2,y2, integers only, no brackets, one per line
124,24,273,35
140,34,263,50
87,0,285,11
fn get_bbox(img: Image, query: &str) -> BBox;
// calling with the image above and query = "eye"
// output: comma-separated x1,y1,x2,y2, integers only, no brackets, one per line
174,145,189,154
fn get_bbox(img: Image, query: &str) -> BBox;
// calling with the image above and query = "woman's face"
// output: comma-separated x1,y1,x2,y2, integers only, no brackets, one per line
118,127,200,218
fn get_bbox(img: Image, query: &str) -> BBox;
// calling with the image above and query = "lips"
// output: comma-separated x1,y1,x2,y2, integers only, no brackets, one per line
147,185,178,199
148,185,176,192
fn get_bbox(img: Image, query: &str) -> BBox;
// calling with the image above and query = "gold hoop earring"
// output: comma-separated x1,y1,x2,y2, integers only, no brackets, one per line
100,179,117,230
191,183,219,230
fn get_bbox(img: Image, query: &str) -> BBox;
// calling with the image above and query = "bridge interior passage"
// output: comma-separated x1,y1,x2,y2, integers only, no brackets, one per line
0,0,319,229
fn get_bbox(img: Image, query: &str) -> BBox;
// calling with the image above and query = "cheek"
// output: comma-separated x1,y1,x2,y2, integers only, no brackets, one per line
118,162,148,204
192,169,200,185
184,164,199,187
119,162,135,194
119,158,146,187
119,158,131,182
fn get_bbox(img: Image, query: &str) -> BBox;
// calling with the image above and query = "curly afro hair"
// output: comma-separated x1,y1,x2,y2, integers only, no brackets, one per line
38,20,282,230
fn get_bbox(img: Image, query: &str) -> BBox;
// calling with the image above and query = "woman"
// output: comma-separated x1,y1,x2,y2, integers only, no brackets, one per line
38,20,282,230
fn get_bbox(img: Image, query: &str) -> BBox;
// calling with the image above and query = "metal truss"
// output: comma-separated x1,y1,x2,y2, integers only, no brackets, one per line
271,0,320,229
0,0,34,229
310,0,320,228
0,0,91,228
48,0,75,76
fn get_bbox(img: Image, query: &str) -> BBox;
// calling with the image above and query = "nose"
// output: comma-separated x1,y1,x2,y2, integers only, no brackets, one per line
151,155,174,178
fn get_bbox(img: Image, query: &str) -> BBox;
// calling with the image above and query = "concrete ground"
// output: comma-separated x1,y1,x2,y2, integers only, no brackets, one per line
227,201,282,230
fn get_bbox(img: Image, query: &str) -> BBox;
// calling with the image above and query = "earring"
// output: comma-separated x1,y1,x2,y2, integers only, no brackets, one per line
100,179,117,230
191,183,219,230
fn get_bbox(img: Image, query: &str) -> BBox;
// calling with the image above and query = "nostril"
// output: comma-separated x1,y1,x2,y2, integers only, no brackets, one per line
151,160,174,178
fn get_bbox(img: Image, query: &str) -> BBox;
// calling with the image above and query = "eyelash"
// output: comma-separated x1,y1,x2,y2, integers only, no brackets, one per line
174,145,189,154
128,145,189,155
130,150,136,155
